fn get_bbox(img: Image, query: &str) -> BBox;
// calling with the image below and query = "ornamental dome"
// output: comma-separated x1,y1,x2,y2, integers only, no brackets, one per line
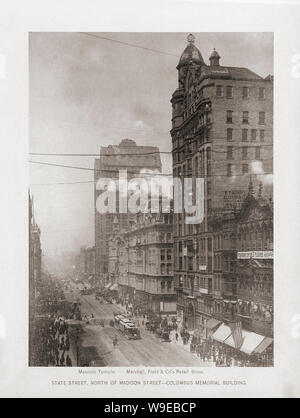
178,34,205,68
209,48,221,66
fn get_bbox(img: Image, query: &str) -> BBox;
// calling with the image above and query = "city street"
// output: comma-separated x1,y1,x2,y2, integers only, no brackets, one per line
66,285,205,367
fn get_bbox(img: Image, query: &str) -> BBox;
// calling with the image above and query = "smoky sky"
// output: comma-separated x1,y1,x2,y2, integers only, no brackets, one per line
29,32,273,256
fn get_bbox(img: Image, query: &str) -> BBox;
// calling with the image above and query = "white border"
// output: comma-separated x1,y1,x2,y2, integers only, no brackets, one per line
0,0,300,398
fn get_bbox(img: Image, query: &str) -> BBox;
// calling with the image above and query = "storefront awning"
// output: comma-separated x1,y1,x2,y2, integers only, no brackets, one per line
224,330,265,355
212,323,269,355
110,283,118,291
211,323,232,343
253,337,273,354
205,318,221,329
105,282,112,289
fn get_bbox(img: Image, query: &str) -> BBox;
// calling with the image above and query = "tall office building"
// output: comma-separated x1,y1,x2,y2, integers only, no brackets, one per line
170,34,273,332
94,138,162,284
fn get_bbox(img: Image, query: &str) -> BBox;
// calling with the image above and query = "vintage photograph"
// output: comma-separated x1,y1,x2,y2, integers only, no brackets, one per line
29,32,273,368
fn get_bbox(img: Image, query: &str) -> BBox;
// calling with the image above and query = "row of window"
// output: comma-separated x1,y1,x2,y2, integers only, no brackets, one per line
216,85,266,100
161,280,173,293
227,163,251,176
226,110,266,125
227,128,265,142
160,249,172,261
227,145,262,160
161,264,173,275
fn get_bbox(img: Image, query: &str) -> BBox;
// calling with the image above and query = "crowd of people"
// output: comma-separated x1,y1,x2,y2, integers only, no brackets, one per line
33,316,74,367
187,333,272,367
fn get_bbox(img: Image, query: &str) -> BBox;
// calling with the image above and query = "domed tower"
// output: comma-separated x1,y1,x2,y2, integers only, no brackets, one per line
171,34,205,129
209,48,221,66
177,33,205,88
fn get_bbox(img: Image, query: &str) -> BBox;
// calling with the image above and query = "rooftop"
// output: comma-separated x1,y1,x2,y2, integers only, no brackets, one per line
99,139,162,170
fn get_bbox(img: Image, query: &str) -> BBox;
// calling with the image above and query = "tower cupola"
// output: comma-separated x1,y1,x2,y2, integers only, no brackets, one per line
209,48,221,66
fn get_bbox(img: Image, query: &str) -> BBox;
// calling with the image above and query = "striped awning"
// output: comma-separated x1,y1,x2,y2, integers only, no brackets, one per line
212,323,269,355
224,330,265,354
253,337,273,354
211,323,231,343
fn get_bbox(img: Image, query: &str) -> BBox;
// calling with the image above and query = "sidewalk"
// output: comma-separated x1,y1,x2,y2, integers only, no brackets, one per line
169,330,215,366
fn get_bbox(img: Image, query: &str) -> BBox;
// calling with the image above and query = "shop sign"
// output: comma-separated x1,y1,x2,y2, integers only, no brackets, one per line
237,251,273,259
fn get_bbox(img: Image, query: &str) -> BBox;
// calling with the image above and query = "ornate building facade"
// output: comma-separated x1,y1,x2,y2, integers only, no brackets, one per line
170,34,273,335
29,192,42,366
108,209,176,316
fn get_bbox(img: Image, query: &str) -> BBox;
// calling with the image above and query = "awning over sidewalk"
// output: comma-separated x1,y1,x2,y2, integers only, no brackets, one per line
253,337,273,354
205,318,221,329
105,282,112,289
109,283,118,291
211,323,232,343
212,323,271,355
224,330,265,355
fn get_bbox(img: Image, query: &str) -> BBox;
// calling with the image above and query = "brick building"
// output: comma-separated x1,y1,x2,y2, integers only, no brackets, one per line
170,34,273,334
235,188,273,338
108,209,176,316
94,139,162,285
29,192,42,366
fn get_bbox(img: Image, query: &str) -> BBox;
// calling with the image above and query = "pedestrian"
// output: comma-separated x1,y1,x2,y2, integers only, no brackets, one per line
113,336,118,348
66,354,72,367
175,332,178,342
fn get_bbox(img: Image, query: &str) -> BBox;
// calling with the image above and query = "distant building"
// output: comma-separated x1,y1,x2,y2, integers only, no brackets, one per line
170,34,273,333
94,139,162,285
83,246,96,281
108,207,176,316
29,192,42,366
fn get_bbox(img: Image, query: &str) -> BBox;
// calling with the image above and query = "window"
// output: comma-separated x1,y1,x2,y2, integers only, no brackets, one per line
255,146,261,160
227,111,233,123
259,112,266,125
216,85,223,97
259,87,266,99
251,129,257,142
227,128,233,141
242,164,248,174
226,86,233,98
260,130,265,142
242,111,249,124
207,181,211,195
227,164,232,177
208,237,212,251
242,87,249,99
242,129,248,142
242,146,248,160
227,146,233,160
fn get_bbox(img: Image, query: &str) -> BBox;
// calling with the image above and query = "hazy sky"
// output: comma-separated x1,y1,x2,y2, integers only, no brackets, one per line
29,32,273,256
